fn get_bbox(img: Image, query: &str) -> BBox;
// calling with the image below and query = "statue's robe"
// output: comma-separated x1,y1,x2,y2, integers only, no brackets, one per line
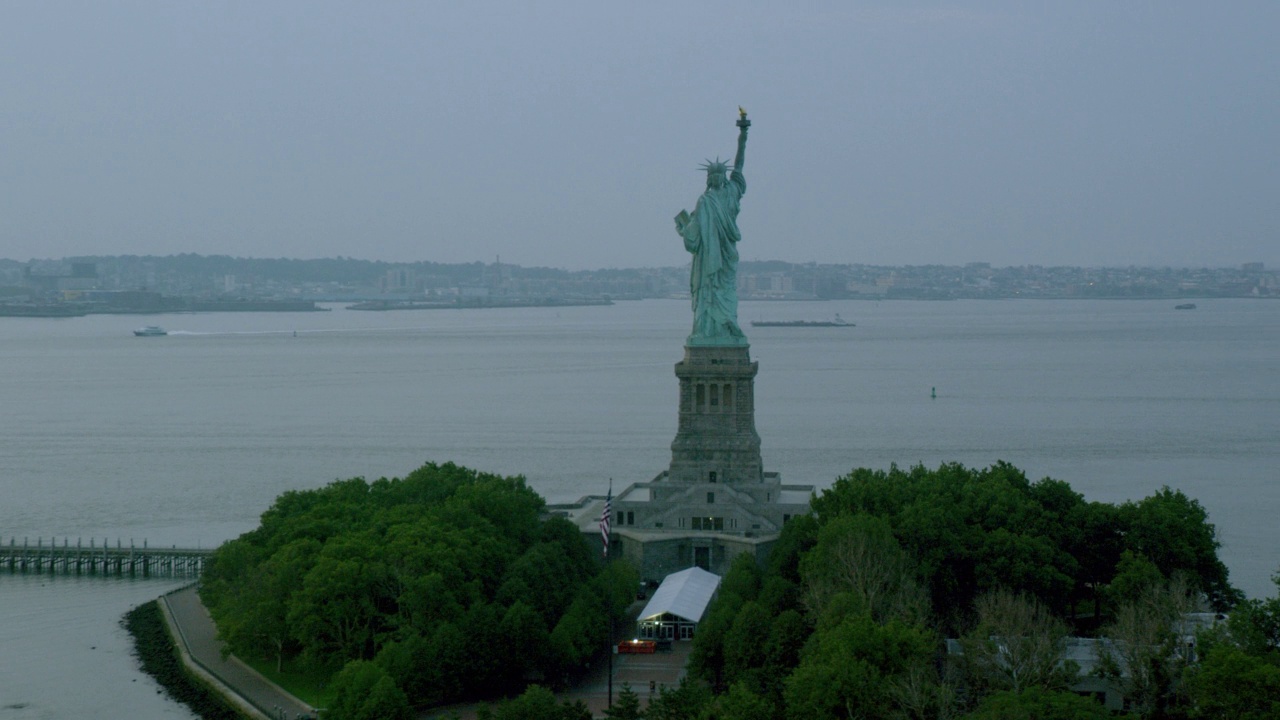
680,169,747,345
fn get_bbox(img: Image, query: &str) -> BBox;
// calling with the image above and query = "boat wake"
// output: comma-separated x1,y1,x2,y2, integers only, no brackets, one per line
163,326,435,337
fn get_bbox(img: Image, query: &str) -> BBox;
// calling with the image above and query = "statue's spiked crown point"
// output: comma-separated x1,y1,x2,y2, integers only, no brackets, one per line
700,157,729,176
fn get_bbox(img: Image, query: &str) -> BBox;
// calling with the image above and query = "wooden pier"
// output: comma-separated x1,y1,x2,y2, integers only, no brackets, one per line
1,537,212,578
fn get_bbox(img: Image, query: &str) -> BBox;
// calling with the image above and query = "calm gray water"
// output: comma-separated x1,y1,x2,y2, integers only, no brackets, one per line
1,298,1277,718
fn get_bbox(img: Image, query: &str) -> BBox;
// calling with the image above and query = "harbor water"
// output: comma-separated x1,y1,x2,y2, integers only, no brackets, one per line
1,298,1277,718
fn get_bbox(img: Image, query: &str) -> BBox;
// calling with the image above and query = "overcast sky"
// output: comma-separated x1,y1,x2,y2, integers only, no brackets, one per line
2,2,1276,270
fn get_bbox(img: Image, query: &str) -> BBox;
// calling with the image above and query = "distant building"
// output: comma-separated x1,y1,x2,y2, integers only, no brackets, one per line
945,638,1126,712
742,272,793,296
23,261,97,293
381,267,416,293
944,612,1226,714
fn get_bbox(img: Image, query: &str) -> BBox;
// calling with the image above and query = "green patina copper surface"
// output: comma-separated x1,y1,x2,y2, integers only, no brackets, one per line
675,110,751,346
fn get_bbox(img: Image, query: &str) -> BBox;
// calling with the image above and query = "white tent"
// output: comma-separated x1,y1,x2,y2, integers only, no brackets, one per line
635,566,721,641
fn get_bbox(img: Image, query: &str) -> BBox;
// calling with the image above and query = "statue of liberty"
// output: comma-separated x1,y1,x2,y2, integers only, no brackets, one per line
675,109,750,346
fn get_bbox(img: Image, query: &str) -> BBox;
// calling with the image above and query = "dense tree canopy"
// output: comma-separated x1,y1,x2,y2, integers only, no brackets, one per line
690,462,1245,720
200,462,635,713
811,462,1238,622
478,684,592,720
200,459,1249,719
962,687,1115,720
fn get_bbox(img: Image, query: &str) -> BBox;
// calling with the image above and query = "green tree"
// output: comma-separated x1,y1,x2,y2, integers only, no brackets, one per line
958,589,1077,696
722,601,772,691
783,612,935,720
200,532,267,609
1120,487,1241,610
759,609,809,707
767,513,819,584
1184,644,1280,720
373,634,434,707
604,683,644,720
490,684,591,720
690,554,758,691
799,513,929,626
424,621,470,702
327,659,412,720
961,687,1113,720
887,665,959,720
201,462,619,707
701,682,773,720
1182,569,1280,719
562,699,594,720
1224,571,1280,660
645,678,714,720
548,593,608,679
287,534,394,667
593,559,643,626
457,601,506,696
1107,551,1164,609
497,600,551,687
809,463,1238,633
811,463,1083,627
497,519,596,625
1074,501,1125,622
688,591,742,691
395,569,465,635
1095,575,1199,718
719,552,763,602
209,537,318,671
758,575,801,616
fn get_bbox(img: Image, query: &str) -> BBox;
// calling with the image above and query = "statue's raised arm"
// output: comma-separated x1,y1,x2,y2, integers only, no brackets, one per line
734,107,750,176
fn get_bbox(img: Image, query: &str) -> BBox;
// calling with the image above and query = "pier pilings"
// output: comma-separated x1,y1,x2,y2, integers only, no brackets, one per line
1,536,210,578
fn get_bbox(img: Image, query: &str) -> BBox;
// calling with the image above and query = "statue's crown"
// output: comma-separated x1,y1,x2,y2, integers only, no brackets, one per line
700,157,729,176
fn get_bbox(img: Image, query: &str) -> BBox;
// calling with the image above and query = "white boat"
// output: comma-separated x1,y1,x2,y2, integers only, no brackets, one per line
133,326,167,337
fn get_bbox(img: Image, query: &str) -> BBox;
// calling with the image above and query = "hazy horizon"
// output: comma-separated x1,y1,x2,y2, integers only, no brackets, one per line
3,3,1276,270
1,251,1272,274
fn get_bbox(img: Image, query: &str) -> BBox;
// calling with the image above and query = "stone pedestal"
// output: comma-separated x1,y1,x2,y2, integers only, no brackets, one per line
667,344,763,485
560,339,811,582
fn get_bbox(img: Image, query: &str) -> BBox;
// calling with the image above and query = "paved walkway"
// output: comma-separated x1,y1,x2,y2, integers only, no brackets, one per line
161,585,314,720
566,642,693,718
162,587,692,720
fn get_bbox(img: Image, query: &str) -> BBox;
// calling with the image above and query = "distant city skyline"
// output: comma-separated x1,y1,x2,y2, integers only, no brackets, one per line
6,255,1272,307
2,3,1276,270
2,253,1269,273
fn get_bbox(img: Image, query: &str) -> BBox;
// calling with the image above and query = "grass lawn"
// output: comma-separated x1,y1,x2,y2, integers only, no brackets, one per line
240,654,338,710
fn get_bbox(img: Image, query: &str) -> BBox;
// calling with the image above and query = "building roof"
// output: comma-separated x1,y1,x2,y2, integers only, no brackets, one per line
637,566,722,624
545,495,608,533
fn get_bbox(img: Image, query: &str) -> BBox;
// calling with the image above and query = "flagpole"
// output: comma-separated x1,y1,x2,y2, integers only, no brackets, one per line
601,479,613,710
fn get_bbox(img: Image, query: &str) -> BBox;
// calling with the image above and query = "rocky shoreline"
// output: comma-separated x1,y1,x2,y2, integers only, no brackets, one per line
123,600,244,720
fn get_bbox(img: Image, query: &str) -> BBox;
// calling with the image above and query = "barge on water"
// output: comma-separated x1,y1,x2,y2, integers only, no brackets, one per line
751,314,853,328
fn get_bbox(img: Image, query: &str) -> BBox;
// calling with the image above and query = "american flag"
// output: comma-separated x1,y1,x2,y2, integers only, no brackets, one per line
599,480,612,558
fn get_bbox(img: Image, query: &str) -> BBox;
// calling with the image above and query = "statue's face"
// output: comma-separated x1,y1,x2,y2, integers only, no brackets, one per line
706,172,725,189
